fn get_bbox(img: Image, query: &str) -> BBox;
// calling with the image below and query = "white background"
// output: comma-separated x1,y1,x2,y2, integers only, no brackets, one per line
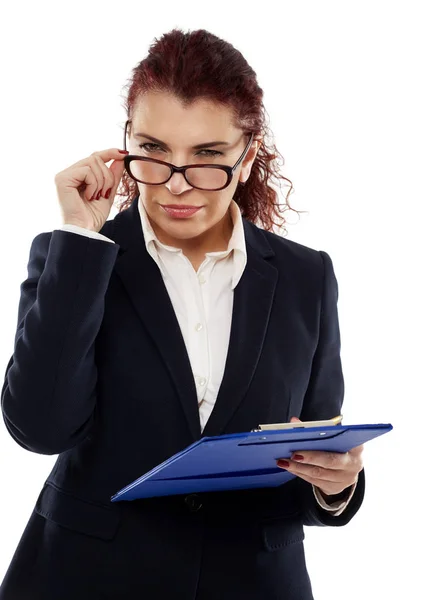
0,1,419,597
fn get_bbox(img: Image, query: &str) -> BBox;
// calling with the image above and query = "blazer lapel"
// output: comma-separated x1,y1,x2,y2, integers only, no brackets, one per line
202,219,278,436
110,196,278,441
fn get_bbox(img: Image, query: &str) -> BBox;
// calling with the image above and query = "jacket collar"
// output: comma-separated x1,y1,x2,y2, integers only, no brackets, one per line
137,196,247,290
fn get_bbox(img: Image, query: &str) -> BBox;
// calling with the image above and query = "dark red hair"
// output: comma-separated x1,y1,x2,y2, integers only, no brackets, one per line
116,28,304,234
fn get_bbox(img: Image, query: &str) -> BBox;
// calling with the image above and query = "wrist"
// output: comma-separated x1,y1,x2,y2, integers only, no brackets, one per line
318,486,351,504
62,222,96,232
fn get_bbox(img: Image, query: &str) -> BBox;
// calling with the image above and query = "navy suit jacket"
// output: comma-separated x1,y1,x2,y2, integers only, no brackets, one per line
1,195,365,599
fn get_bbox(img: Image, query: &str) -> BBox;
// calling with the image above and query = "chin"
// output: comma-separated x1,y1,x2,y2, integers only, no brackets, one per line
163,224,206,239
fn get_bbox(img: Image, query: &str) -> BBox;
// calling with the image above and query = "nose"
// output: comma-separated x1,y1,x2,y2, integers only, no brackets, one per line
165,171,193,195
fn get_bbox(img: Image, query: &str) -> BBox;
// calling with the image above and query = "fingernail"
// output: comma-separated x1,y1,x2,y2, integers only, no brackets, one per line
118,150,129,154
105,189,111,199
277,460,290,468
292,455,304,461
96,190,102,200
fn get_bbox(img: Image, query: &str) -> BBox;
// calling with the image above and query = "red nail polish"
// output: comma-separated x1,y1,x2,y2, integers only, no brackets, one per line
277,460,290,468
118,150,129,154
96,190,102,200
105,189,111,199
293,455,304,461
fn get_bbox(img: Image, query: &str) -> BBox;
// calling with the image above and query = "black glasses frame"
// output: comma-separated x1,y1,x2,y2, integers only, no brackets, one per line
123,119,254,191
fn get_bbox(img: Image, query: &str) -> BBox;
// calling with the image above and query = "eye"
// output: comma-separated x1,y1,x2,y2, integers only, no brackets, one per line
138,143,163,153
199,149,223,157
138,143,223,157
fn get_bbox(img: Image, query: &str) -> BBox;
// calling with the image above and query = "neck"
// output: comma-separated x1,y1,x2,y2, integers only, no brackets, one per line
153,207,234,257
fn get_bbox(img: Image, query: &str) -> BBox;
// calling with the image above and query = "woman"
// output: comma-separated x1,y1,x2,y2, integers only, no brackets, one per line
0,28,364,600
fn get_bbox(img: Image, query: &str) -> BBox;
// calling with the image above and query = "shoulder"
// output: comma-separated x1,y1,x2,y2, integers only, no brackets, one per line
264,228,321,261
244,218,328,274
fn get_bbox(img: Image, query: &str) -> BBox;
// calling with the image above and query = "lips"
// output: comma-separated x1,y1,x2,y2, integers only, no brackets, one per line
160,205,203,219
161,205,202,209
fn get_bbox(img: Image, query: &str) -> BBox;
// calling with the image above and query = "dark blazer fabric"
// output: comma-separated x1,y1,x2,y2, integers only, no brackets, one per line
1,195,365,599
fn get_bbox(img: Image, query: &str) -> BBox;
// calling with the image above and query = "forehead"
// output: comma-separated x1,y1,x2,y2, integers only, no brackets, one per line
132,91,237,140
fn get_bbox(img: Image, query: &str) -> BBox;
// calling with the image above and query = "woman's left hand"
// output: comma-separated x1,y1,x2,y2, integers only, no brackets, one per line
276,417,365,497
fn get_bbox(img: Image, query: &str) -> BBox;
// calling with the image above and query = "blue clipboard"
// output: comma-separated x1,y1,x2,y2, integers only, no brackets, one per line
110,423,392,502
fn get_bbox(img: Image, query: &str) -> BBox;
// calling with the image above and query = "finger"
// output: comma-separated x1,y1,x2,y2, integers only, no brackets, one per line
87,156,106,199
72,148,128,168
349,444,365,456
278,460,344,483
105,158,126,200
71,149,128,199
290,450,350,470
92,155,116,199
290,416,302,423
56,165,98,202
94,148,129,163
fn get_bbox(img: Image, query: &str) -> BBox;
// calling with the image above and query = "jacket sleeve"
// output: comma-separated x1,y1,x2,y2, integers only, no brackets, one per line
1,230,120,455
293,249,365,527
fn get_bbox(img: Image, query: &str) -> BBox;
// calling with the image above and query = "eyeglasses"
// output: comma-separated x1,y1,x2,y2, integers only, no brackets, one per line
123,120,254,191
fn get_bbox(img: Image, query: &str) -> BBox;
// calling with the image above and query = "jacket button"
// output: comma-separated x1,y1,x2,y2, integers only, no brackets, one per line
184,494,203,512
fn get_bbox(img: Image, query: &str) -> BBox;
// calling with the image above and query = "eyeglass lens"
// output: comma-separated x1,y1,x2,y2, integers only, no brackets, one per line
129,160,229,191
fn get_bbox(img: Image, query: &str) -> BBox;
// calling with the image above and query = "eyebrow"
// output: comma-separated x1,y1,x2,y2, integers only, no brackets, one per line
133,132,231,150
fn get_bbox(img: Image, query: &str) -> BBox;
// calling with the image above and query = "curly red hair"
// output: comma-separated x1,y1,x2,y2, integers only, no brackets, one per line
115,28,305,234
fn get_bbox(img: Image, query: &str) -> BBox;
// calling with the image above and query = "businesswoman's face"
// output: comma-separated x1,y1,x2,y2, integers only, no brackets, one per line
127,91,260,250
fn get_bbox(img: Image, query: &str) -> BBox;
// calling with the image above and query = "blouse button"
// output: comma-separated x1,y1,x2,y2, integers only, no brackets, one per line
195,323,203,332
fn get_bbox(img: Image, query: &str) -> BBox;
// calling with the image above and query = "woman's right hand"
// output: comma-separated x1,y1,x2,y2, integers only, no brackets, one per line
55,148,129,233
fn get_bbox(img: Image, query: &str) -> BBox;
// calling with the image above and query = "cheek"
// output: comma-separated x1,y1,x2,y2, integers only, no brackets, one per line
196,200,230,223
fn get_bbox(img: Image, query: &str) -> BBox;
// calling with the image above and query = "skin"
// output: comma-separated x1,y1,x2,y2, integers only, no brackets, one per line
127,91,261,271
278,418,365,500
